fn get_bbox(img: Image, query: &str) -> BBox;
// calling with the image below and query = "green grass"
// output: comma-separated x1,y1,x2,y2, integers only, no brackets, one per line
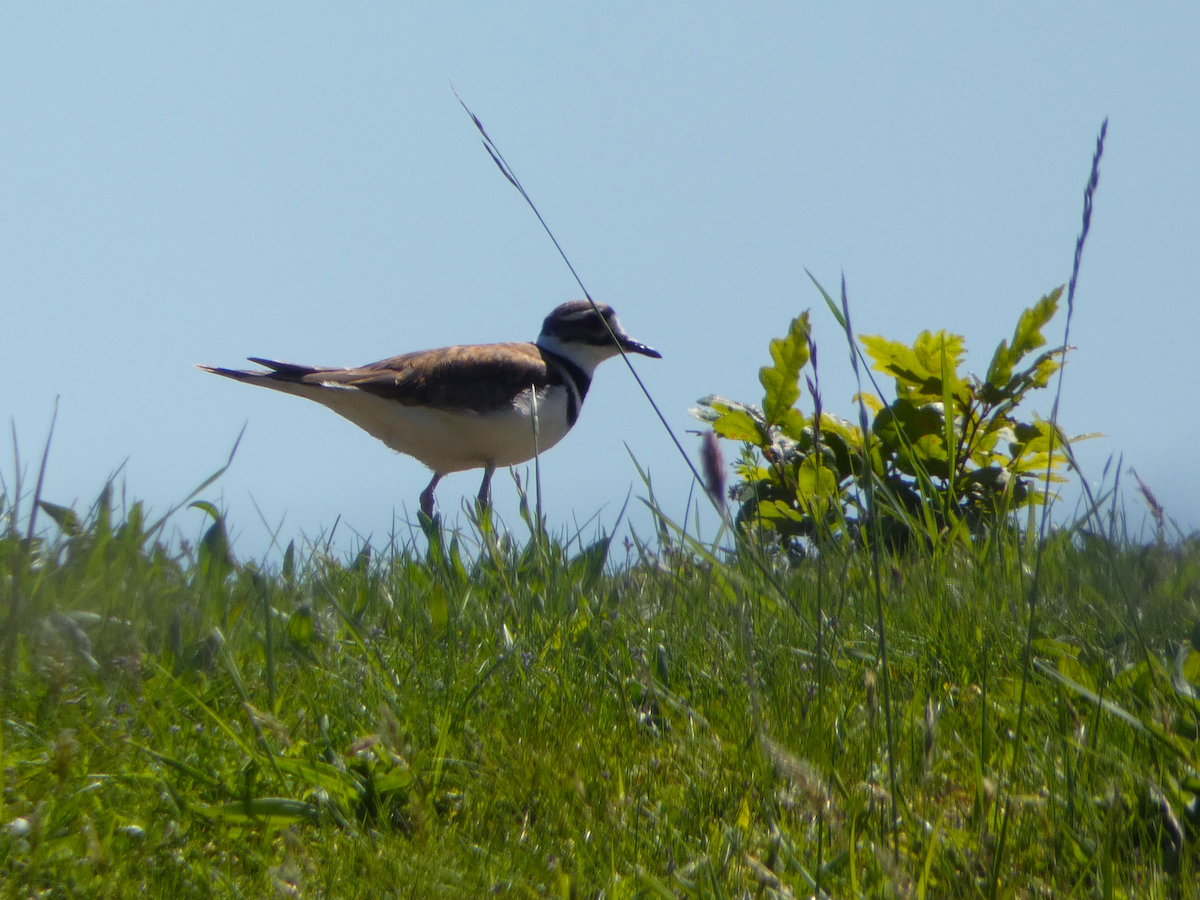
2,472,1199,899
2,115,1148,898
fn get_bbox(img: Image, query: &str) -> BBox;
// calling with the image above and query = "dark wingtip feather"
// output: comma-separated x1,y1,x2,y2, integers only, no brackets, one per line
196,362,265,384
197,363,249,380
245,358,323,380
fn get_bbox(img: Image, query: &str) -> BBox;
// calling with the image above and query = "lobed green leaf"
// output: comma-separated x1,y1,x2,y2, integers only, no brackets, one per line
758,311,811,428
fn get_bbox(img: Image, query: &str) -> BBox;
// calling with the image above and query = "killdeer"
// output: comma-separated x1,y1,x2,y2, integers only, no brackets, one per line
199,301,660,517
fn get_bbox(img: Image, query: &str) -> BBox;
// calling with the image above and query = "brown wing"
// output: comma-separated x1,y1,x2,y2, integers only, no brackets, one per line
304,342,556,412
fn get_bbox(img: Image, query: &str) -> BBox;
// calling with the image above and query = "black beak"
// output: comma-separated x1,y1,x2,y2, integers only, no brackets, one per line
620,337,662,359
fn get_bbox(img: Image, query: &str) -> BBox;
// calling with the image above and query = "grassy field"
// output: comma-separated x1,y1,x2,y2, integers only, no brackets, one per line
2,468,1199,899
6,117,1177,898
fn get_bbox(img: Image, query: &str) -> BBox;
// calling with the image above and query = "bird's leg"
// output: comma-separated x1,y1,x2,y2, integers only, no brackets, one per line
476,461,497,510
420,473,442,518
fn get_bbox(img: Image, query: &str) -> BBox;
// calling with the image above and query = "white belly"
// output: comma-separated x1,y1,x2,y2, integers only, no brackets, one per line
281,383,575,474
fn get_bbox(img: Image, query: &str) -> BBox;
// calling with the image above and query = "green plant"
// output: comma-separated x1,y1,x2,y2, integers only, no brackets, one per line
4,465,1199,898
693,287,1092,549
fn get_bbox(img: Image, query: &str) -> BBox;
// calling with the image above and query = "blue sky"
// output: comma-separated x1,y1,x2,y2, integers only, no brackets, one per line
3,5,1197,556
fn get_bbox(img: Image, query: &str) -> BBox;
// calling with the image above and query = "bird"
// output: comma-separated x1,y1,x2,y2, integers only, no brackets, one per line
199,300,661,518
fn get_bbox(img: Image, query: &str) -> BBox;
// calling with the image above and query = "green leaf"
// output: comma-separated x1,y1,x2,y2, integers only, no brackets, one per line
38,500,80,536
428,583,448,635
638,870,680,900
273,757,363,806
1011,288,1061,361
1008,419,1073,473
796,454,839,500
281,540,295,584
285,607,316,647
1035,659,1192,762
189,500,221,521
756,498,805,524
860,335,931,392
985,288,1061,391
193,798,321,827
1182,647,1200,683
759,311,811,427
711,409,764,443
775,408,808,443
693,396,767,443
568,535,611,591
864,331,968,404
374,765,415,794
985,341,1015,392
912,330,965,380
812,414,863,478
873,401,945,449
1173,646,1200,701
195,505,234,582
796,454,840,522
1058,655,1095,692
1020,348,1064,391
807,270,846,328
691,394,760,420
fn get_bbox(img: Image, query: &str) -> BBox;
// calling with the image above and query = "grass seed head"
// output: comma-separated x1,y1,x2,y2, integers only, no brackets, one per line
700,431,727,507
1132,468,1166,535
761,737,834,817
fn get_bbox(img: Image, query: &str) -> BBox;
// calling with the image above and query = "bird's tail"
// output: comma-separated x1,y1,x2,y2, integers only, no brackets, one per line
197,358,332,385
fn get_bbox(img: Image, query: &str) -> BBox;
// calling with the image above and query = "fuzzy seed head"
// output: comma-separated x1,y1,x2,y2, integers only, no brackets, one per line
700,431,727,507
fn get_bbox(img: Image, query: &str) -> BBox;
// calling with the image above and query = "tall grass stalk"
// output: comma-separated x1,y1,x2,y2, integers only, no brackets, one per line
453,90,714,508
827,275,902,855
990,117,1108,898
3,403,57,695
2,405,56,832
